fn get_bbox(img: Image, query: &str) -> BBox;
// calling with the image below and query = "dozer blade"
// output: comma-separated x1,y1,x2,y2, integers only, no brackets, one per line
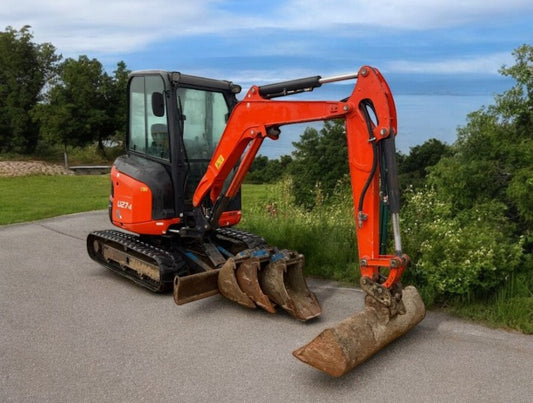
236,258,276,313
260,251,322,321
293,285,425,377
173,269,220,305
218,257,256,309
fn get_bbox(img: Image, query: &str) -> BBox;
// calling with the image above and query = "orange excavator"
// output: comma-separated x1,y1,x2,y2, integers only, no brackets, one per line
87,66,425,377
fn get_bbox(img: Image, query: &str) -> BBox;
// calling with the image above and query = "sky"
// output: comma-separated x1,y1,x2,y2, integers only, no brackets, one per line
2,0,532,156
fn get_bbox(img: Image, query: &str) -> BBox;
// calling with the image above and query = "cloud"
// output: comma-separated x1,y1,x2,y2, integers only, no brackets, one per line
2,0,221,53
2,0,531,56
278,0,533,30
386,52,515,75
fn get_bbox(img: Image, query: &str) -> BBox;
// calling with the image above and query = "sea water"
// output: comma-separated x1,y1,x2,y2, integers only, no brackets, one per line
257,94,495,159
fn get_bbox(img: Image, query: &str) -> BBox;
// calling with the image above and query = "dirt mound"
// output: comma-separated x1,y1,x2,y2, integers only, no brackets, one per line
0,161,73,177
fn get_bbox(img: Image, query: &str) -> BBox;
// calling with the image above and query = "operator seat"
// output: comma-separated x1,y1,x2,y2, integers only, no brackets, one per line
150,123,169,159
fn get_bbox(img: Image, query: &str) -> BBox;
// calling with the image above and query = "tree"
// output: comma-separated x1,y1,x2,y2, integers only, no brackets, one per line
397,138,451,192
289,120,348,208
35,57,129,165
247,154,293,184
109,61,130,144
429,44,533,230
0,26,60,153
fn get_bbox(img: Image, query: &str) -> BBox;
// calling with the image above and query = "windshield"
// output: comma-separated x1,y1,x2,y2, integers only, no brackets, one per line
177,87,229,161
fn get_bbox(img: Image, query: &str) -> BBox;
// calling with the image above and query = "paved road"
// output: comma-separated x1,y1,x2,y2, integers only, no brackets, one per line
1,211,532,402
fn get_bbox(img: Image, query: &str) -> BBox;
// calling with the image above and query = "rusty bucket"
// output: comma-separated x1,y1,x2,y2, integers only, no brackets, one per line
216,249,321,321
293,285,425,377
260,250,321,321
218,257,257,309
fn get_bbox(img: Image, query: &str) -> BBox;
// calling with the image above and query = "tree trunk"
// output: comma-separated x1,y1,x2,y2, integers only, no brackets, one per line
63,144,69,169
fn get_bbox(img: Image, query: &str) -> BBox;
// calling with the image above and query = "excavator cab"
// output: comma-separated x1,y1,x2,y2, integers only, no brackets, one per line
110,71,243,234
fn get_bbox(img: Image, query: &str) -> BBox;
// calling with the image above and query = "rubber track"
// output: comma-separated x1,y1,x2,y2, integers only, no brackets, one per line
88,229,178,292
214,227,268,250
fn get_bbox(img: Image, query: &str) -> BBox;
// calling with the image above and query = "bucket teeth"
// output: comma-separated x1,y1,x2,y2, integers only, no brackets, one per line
216,248,321,321
260,250,321,321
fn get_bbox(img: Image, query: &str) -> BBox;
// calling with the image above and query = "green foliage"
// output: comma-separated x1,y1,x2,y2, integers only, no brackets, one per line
240,179,359,283
401,187,522,303
0,26,130,161
0,26,60,154
289,120,348,208
246,154,293,184
34,56,130,155
450,271,533,333
397,138,451,192
401,44,533,320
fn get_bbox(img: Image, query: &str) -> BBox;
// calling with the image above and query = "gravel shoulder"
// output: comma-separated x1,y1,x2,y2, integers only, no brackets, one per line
0,160,73,177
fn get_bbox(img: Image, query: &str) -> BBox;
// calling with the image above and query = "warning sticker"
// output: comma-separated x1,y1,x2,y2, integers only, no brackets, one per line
215,154,225,170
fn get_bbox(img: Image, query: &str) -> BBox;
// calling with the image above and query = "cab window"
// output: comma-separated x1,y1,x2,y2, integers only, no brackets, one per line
128,75,170,160
177,88,229,161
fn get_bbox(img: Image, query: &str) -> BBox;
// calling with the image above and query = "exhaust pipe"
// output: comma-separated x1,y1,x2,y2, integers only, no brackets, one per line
293,286,425,377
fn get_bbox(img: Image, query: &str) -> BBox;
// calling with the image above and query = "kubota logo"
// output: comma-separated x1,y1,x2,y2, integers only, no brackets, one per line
116,200,132,210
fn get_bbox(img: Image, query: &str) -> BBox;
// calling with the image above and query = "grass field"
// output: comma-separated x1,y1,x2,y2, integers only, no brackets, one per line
0,175,109,225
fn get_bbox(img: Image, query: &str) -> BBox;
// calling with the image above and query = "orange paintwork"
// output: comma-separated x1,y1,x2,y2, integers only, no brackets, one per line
109,166,240,235
193,66,407,288
110,166,181,235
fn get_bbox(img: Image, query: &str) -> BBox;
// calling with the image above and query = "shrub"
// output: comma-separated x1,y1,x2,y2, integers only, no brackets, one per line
401,186,523,304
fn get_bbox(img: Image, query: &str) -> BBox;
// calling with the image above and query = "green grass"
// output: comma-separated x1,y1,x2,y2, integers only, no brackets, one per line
240,180,360,284
449,272,533,333
0,175,109,225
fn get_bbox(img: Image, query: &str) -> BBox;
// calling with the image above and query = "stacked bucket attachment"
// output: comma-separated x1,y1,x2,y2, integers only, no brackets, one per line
218,249,321,321
174,248,322,322
293,278,426,377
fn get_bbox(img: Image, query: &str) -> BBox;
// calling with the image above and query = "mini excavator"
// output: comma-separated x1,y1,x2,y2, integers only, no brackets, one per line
87,66,425,377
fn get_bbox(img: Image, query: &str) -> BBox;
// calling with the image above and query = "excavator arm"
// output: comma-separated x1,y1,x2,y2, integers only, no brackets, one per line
194,66,405,292
183,66,425,376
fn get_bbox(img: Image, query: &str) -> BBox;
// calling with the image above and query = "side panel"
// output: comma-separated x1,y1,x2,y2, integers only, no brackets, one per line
111,156,180,235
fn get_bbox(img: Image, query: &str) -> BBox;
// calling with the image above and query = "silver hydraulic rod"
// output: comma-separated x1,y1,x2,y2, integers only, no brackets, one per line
391,212,403,256
319,72,359,84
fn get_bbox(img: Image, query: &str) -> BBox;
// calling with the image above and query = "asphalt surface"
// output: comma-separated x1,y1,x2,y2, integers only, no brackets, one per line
1,211,532,402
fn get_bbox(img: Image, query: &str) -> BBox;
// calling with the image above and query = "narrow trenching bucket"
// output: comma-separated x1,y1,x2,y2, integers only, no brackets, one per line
235,258,276,313
293,286,425,377
260,250,322,321
218,257,257,309
173,269,220,305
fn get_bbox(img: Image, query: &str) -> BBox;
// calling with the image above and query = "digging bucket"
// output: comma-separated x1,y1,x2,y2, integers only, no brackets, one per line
293,285,425,377
173,269,220,305
217,257,257,309
235,258,277,313
260,250,321,321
